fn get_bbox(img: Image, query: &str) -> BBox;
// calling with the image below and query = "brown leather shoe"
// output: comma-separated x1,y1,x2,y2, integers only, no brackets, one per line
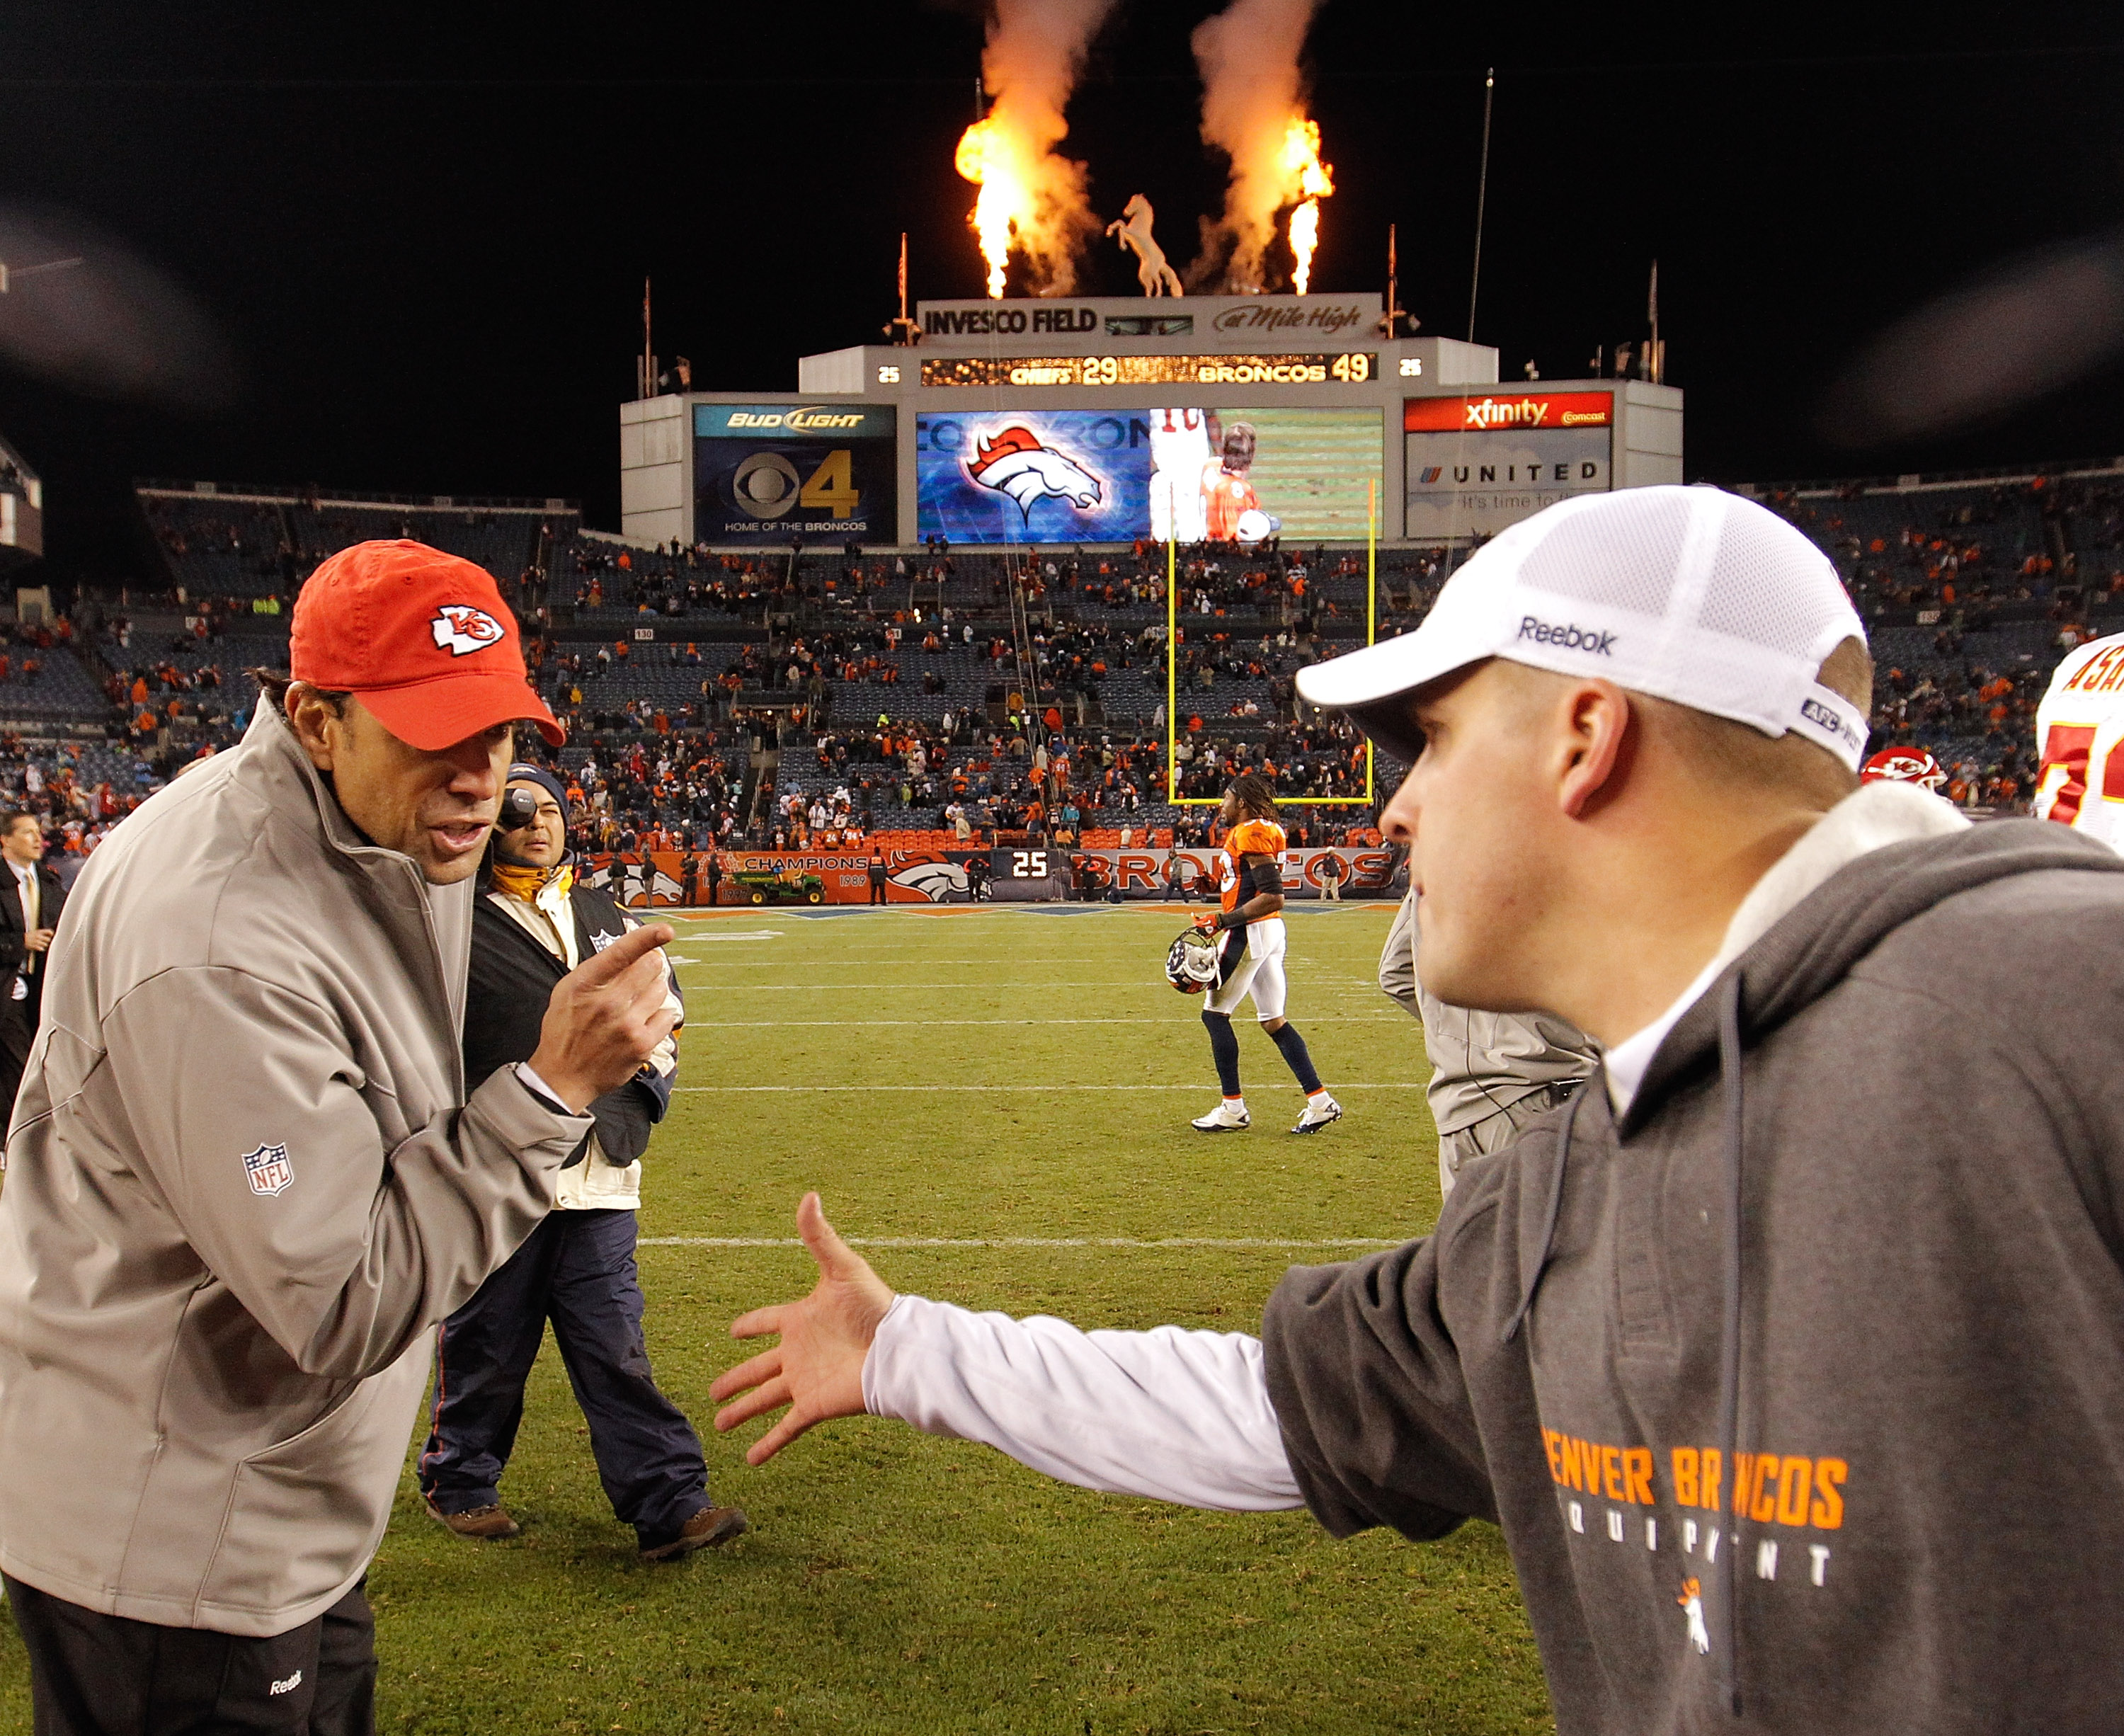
423,1496,521,1540
639,1504,749,1561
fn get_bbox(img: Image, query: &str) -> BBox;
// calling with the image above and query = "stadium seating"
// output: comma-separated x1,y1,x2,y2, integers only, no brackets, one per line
72,467,2120,840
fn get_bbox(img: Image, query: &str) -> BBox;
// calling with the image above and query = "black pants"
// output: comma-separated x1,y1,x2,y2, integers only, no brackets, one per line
416,1209,707,1549
5,1575,375,1736
0,973,43,1116
868,873,887,904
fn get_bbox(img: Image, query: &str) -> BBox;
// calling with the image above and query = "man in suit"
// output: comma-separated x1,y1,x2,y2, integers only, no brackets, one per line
0,811,62,1112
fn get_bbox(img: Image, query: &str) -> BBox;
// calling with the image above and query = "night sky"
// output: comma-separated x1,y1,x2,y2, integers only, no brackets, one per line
2,0,2122,583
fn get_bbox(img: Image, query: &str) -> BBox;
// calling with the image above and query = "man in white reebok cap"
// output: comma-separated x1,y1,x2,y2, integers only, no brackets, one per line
710,486,2124,1732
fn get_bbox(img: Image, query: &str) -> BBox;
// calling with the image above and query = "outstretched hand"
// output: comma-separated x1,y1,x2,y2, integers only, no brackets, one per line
710,1192,894,1465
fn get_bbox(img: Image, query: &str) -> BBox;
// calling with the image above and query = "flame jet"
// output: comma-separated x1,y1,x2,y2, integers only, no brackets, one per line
1188,0,1334,293
1283,116,1334,292
954,0,1120,298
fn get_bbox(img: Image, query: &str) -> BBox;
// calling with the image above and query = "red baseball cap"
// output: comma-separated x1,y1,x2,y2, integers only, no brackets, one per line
290,539,564,750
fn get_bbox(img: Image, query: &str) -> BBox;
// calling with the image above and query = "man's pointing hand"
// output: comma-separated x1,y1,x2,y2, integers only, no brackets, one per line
526,921,677,1113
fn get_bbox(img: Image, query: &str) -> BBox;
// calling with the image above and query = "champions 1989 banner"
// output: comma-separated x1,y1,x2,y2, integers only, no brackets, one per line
581,847,1405,908
915,406,1382,546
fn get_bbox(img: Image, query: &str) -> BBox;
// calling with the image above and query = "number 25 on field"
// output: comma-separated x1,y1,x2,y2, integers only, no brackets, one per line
799,449,860,518
1011,850,1049,877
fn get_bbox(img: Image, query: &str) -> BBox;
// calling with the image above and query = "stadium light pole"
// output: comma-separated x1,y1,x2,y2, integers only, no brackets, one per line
1466,68,1495,345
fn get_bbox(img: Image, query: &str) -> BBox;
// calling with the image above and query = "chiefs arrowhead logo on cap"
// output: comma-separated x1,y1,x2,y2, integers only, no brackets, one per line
430,604,505,657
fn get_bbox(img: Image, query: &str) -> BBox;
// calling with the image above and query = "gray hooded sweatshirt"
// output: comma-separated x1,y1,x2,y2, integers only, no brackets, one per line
1262,818,2124,1732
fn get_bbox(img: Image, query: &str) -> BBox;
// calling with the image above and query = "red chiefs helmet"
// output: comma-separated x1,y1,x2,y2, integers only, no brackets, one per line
1860,747,1946,790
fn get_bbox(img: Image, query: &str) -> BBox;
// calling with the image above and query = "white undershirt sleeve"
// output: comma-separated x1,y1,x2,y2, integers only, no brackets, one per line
860,1293,1304,1512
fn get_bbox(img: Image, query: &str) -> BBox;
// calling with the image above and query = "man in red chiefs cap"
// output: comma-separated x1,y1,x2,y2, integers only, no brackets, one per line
0,542,683,1735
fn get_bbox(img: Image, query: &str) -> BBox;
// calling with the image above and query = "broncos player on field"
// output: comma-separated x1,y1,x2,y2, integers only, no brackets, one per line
1189,773,1342,1135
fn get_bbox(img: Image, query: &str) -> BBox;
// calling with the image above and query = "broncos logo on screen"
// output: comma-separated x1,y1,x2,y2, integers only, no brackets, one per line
890,860,970,903
965,426,1104,520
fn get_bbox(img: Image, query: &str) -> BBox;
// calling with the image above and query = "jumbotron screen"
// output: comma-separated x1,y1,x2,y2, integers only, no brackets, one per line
915,406,1383,544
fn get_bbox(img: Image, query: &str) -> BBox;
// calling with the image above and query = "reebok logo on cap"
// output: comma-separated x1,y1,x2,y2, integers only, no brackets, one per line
431,605,505,656
1517,616,1616,656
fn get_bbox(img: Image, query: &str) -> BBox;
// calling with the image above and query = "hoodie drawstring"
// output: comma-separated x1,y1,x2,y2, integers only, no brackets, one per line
1715,973,1746,1718
1497,983,1746,1717
1501,1083,1584,1344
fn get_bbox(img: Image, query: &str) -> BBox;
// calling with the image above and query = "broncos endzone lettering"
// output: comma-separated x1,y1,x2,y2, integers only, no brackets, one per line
1221,818,1286,921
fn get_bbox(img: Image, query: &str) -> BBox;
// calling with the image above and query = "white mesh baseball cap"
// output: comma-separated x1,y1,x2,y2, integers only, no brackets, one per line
1296,485,1871,770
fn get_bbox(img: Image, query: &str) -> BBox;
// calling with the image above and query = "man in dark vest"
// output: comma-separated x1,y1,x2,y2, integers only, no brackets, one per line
416,765,747,1560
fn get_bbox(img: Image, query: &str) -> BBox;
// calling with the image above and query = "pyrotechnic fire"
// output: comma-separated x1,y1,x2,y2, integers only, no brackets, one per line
1282,115,1333,294
955,118,1023,299
951,0,1117,299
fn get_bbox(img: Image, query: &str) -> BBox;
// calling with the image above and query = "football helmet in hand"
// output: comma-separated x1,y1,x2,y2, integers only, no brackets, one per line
1165,925,1223,994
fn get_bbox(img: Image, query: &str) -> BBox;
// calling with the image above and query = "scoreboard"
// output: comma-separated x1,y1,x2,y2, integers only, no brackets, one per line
920,353,1379,388
618,292,1684,549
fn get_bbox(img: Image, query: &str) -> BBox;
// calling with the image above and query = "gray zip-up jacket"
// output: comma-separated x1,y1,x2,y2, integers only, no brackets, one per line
1378,888,1599,1136
0,707,591,1636
1265,820,2124,1731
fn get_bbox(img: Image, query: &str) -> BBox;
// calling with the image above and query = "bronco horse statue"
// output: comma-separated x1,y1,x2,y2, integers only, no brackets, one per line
1106,194,1183,297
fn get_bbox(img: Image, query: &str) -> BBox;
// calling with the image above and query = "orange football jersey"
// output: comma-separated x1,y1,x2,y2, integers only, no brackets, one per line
1221,818,1287,918
1201,462,1263,542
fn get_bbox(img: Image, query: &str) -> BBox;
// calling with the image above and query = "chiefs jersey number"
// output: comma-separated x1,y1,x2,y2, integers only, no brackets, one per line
2035,630,2124,852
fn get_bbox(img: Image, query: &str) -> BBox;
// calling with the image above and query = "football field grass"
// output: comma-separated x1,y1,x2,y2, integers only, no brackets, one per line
0,902,1554,1734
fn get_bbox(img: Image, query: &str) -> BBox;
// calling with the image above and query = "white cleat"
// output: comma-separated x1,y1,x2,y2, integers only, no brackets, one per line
1291,1095,1343,1135
1192,1100,1250,1133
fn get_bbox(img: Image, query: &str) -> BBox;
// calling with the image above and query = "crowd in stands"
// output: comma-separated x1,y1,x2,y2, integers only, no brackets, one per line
1,467,2101,877
1756,468,2124,809
0,732,157,876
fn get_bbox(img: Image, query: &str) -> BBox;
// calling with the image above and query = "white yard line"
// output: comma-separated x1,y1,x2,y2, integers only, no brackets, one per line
670,1082,1422,1092
678,959,1124,966
667,981,1184,990
641,1235,1401,1250
683,1016,1405,1027
667,981,1388,991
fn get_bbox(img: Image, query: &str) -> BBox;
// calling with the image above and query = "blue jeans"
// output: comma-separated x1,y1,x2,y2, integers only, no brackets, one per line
416,1209,708,1549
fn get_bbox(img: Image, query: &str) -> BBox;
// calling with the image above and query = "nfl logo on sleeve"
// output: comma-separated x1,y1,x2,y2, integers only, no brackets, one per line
241,1142,294,1197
